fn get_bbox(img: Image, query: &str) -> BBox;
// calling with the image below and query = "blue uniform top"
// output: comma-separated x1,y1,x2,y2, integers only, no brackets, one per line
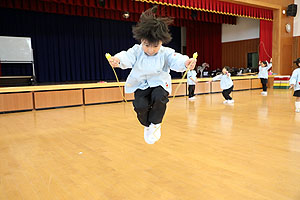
212,73,233,90
115,44,189,94
258,63,272,79
187,70,197,85
290,68,300,92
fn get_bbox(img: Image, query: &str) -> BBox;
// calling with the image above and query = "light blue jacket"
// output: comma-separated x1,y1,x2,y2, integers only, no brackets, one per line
115,44,188,93
212,73,233,90
187,70,197,85
258,63,272,79
290,68,300,92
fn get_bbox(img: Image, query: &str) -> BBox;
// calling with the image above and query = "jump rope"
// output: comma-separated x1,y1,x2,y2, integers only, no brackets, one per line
258,41,272,60
104,42,269,140
105,52,198,140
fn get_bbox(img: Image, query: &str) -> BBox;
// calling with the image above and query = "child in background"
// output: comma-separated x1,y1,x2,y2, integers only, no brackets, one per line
258,58,272,96
187,69,197,100
107,7,196,144
289,58,300,113
210,66,234,104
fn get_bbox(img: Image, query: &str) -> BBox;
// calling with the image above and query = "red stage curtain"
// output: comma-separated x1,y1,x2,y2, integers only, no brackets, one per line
259,20,273,62
0,0,236,25
186,21,222,70
134,0,273,21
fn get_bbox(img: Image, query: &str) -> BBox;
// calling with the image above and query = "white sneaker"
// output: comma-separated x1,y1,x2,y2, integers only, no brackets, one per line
227,100,234,104
189,97,196,100
149,123,161,142
223,100,228,104
261,92,267,96
144,126,155,144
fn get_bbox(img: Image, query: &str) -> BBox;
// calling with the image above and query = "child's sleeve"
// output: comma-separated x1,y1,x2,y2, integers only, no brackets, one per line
212,74,222,81
267,63,272,70
290,70,298,85
165,48,189,72
114,44,139,69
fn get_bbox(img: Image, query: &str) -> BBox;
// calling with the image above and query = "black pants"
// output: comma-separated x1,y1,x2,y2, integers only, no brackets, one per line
133,86,169,127
188,85,195,98
260,78,268,92
222,85,233,100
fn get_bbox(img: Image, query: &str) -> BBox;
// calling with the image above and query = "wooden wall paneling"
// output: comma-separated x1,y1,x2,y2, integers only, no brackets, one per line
281,43,293,75
34,89,83,109
195,82,210,94
124,92,135,101
292,37,299,63
170,83,186,97
272,9,281,75
233,79,251,90
124,93,134,101
122,86,135,101
211,81,222,93
267,77,275,88
0,92,33,112
84,87,123,105
222,39,260,68
251,78,263,89
292,36,300,72
222,0,294,75
280,1,294,75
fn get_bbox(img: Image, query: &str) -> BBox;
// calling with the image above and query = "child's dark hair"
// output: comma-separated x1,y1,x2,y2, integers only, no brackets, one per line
262,61,268,66
223,66,230,71
132,6,173,44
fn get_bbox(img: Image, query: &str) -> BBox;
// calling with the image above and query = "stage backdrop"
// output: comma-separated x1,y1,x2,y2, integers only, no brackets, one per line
259,20,273,63
0,8,182,83
186,21,222,70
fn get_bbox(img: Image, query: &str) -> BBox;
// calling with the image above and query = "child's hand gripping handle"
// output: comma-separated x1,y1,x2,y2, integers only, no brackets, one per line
105,53,120,68
186,52,198,70
105,53,127,102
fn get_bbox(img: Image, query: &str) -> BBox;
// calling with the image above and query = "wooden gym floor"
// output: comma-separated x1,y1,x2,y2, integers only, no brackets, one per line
0,89,299,200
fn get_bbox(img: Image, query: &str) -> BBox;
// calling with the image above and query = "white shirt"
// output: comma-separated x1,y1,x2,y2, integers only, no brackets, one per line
115,44,189,93
187,70,197,85
212,73,233,90
290,68,300,91
258,63,272,79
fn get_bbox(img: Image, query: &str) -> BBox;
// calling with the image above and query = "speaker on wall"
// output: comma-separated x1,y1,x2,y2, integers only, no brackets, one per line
287,4,297,17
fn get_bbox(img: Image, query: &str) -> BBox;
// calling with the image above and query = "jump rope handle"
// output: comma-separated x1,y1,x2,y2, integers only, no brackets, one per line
193,52,198,60
190,52,198,69
105,53,112,60
105,53,127,102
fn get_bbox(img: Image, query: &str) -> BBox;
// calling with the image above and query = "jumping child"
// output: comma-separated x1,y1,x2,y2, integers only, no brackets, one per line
107,7,196,144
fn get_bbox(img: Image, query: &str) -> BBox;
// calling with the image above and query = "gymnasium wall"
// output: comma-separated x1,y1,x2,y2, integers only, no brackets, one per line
293,0,300,65
222,39,260,68
222,17,260,43
293,0,300,36
225,0,294,75
221,18,260,68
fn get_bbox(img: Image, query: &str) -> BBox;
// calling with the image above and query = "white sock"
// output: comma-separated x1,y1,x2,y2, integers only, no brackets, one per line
150,123,161,141
296,102,300,110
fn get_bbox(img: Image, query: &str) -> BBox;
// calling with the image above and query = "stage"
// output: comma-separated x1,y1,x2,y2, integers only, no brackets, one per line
0,76,273,113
